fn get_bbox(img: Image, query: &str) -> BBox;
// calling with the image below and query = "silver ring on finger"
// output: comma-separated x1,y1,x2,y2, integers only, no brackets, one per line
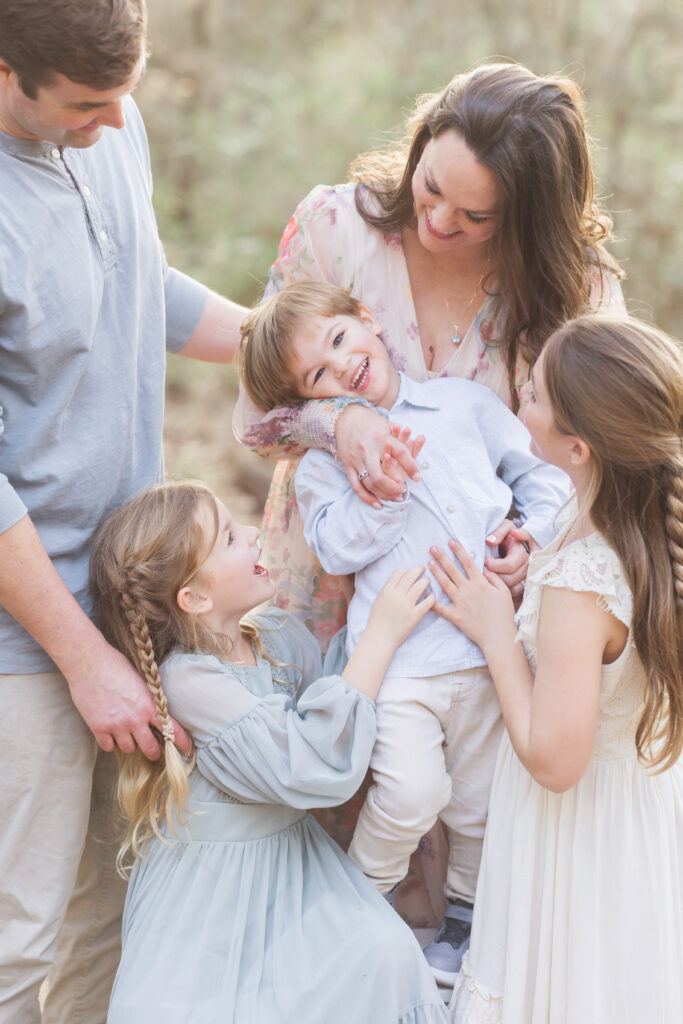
357,469,370,482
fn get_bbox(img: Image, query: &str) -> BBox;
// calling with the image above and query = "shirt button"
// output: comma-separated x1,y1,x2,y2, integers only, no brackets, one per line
83,185,91,197
50,147,60,160
421,461,429,470
99,229,107,242
469,551,476,559
446,505,454,513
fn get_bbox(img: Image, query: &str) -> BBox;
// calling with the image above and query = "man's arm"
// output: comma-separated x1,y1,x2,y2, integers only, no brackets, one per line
0,515,191,758
177,290,248,363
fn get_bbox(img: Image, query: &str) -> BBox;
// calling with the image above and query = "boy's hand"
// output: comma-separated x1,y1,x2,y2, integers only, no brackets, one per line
485,519,537,601
429,540,516,652
367,565,435,649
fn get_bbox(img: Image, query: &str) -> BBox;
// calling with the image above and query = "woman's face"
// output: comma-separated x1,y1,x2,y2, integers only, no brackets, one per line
411,129,500,255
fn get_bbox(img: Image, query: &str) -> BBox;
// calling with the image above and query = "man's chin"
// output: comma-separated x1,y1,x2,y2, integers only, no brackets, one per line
63,126,104,148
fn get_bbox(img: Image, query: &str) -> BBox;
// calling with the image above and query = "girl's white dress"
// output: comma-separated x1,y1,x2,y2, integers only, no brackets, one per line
450,528,683,1023
107,609,447,1024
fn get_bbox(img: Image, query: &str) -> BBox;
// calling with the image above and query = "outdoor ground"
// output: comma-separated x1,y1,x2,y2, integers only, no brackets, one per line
163,360,270,525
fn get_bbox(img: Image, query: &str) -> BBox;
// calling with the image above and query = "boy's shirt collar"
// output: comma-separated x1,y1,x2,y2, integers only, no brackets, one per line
388,372,441,412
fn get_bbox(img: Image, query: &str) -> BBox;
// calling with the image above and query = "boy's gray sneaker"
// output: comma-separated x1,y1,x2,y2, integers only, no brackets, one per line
422,897,473,987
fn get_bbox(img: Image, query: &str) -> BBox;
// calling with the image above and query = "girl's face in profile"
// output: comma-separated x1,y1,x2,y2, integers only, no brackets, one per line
184,498,274,630
521,351,568,468
411,129,500,254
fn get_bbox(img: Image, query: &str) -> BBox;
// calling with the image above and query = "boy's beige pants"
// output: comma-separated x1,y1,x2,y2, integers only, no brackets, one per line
0,671,126,1024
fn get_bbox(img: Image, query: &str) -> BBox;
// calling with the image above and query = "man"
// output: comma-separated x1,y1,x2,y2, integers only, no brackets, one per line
0,2,246,1020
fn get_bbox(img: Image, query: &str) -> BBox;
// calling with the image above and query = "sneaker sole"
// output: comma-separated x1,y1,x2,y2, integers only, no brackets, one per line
428,964,458,988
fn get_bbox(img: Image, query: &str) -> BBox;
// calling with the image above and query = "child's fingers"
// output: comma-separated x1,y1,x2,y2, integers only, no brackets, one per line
429,544,468,584
409,434,426,458
428,556,460,598
447,538,481,578
483,567,509,590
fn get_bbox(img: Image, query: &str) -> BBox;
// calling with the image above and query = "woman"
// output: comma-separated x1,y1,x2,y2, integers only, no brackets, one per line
234,60,624,938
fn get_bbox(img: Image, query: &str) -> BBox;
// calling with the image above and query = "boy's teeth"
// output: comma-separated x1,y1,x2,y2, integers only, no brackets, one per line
352,358,369,388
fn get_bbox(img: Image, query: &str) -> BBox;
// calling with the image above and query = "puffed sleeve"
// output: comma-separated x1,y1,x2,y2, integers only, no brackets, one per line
196,675,377,808
233,185,363,458
162,646,377,808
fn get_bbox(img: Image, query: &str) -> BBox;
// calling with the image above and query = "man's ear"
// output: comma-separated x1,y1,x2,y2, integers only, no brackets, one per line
177,585,213,616
358,304,382,335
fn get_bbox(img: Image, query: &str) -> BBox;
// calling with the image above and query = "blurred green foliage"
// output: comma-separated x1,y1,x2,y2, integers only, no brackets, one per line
139,0,683,379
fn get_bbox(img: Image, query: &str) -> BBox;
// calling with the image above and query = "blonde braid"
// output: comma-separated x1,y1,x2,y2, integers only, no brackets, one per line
664,452,683,612
120,588,174,743
113,585,193,866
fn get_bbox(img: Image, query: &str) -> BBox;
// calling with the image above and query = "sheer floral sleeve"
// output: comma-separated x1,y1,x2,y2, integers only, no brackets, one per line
233,185,368,458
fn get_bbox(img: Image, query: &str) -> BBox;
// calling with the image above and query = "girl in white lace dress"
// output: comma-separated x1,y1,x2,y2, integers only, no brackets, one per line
428,315,683,1023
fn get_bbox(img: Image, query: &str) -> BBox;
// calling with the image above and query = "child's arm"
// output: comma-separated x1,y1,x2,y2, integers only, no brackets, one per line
295,449,411,576
177,570,433,809
475,386,569,550
341,565,434,699
429,541,621,792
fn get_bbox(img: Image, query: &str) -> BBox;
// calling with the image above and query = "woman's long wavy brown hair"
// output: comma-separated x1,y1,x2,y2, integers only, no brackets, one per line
90,481,265,868
543,315,683,770
352,62,622,409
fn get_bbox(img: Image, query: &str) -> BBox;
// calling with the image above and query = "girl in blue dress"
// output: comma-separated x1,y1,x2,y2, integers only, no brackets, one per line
90,480,447,1024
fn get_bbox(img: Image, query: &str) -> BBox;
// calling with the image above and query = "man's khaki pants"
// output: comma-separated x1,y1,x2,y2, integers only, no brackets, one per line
0,671,126,1023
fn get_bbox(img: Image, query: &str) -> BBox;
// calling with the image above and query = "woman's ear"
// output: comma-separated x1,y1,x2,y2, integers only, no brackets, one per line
177,584,213,616
358,304,383,335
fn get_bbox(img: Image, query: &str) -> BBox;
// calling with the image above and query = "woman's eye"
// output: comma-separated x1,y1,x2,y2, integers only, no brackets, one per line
332,332,344,348
424,176,438,196
466,212,488,224
313,368,324,385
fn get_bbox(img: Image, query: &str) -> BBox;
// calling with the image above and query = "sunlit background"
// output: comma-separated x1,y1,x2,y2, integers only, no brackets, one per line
138,0,683,516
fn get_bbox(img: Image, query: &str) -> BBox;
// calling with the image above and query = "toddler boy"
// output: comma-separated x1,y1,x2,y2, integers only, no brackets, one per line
240,281,567,984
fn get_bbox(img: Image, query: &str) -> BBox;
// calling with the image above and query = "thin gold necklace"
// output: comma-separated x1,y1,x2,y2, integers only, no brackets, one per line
433,258,489,346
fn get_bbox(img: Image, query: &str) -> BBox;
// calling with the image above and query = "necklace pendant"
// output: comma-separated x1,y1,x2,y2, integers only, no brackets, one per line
451,331,461,346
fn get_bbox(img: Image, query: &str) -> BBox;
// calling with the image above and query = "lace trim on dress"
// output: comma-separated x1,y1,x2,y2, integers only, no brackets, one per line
516,532,633,651
450,953,502,1023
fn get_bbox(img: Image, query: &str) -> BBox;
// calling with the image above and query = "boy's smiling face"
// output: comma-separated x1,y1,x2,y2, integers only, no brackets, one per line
289,306,400,410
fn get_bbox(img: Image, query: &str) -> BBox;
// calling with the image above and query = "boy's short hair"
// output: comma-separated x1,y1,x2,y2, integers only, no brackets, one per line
239,281,364,411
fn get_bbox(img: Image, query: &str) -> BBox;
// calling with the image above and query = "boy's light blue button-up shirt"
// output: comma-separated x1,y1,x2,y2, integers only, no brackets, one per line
296,373,569,678
0,98,208,671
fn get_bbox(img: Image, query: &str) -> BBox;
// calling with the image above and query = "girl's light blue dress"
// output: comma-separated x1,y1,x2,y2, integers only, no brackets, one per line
107,609,447,1024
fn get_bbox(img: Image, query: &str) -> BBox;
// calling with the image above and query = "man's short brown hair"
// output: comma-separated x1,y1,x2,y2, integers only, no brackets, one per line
0,0,147,98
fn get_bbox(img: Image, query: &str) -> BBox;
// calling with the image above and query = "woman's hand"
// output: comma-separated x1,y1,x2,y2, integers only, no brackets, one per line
429,540,516,653
484,519,537,602
335,405,423,507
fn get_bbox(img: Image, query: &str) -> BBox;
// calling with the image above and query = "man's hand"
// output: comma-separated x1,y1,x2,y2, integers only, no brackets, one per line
67,643,193,759
0,514,193,761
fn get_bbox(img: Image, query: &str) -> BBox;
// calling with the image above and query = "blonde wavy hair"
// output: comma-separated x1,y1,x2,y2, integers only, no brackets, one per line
543,315,683,770
90,481,265,867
